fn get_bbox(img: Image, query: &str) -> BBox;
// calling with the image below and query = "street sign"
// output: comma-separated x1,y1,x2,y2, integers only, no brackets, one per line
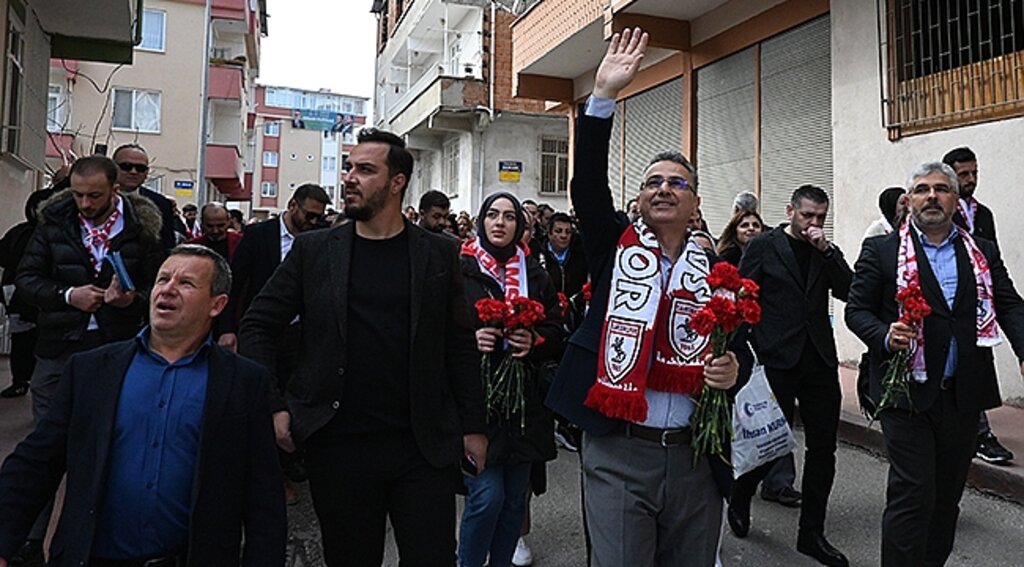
174,180,195,189
499,161,522,183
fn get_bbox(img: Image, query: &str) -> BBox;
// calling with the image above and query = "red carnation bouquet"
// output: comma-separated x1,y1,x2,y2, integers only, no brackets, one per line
872,281,932,419
690,262,761,462
474,296,547,428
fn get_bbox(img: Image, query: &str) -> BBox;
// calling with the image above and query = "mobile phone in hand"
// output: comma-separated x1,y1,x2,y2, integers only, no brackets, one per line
460,455,479,477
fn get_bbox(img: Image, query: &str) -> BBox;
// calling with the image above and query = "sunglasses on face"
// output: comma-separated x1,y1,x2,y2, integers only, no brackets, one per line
297,206,324,223
117,162,149,173
641,175,691,193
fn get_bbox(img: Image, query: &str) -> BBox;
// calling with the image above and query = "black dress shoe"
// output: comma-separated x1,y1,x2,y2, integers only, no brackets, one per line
0,383,28,398
727,495,751,538
761,485,802,508
797,532,849,567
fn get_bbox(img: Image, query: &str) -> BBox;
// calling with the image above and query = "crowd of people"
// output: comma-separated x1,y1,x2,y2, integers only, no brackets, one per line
0,26,1020,567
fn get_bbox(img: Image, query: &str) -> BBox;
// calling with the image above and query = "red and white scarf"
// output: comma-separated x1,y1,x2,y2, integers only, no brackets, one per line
79,202,122,274
897,220,1001,382
461,238,530,300
584,219,713,422
956,198,977,234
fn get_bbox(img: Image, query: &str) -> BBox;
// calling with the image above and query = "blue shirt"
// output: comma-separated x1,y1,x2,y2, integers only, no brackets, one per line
917,226,959,377
92,329,211,559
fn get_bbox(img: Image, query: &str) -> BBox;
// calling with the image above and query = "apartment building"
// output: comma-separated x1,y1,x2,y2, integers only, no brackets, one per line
46,0,266,210
512,0,1024,400
372,0,569,216
0,0,135,232
250,84,368,216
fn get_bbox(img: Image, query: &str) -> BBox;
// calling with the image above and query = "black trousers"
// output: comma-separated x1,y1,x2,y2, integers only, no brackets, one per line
733,347,841,534
879,387,978,567
9,328,37,386
305,431,456,567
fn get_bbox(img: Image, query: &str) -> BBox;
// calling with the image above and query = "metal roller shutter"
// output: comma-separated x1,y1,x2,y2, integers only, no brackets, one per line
622,78,684,207
696,48,757,238
760,16,833,235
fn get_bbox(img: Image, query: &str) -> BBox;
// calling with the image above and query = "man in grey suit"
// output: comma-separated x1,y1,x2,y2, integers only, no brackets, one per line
239,128,487,566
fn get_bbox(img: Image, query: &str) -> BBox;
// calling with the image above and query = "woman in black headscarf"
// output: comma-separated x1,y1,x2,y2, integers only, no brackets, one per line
863,186,906,239
456,192,563,567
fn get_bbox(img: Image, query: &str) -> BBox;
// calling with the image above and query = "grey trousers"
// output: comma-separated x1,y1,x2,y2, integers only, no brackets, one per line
582,430,723,567
27,355,70,541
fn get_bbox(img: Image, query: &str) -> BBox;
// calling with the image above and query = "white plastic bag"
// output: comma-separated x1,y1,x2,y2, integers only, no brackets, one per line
731,364,797,478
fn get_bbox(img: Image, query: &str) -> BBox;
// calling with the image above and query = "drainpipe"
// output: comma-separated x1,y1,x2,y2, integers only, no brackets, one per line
196,0,212,206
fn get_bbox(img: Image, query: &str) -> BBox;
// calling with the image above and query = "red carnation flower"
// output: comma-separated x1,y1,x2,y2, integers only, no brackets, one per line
557,292,570,316
738,278,759,299
690,308,718,336
707,262,742,292
475,298,507,326
737,298,762,325
582,282,592,302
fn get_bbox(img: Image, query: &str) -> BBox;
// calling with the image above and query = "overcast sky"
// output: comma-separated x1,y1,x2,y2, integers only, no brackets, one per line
258,1,377,118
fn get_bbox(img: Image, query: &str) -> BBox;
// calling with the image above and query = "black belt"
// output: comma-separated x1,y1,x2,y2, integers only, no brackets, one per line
622,423,693,447
91,554,184,567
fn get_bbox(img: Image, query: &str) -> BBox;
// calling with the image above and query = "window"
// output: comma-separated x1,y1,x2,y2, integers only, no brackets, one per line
47,85,65,132
148,176,163,194
540,138,569,194
112,89,161,133
883,0,1024,137
2,2,25,154
211,46,232,60
263,121,280,137
138,9,166,52
449,41,462,75
260,181,278,197
262,151,278,167
443,138,460,195
322,155,337,171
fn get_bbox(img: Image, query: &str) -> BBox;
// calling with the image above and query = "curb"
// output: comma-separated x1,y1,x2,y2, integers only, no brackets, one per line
836,409,1024,506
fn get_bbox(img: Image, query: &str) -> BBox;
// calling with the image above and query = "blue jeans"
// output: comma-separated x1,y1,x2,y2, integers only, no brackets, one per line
458,462,531,567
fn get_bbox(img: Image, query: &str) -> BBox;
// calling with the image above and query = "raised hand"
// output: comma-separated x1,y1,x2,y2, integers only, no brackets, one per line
594,27,649,100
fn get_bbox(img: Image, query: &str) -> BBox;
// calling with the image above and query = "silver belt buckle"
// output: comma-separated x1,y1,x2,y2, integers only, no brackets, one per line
661,429,672,447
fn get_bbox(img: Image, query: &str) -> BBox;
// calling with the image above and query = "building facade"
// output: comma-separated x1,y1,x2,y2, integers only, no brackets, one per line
45,0,266,210
372,0,570,217
0,0,135,232
513,0,1024,400
249,84,368,217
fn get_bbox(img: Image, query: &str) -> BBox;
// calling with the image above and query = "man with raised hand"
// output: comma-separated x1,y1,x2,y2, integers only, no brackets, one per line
545,28,741,566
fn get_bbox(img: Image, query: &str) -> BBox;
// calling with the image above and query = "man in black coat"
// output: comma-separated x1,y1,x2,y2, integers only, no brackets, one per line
11,156,164,562
217,183,330,351
0,245,286,566
846,162,1024,566
238,128,486,566
730,185,853,566
112,144,177,250
941,146,1014,464
544,29,740,566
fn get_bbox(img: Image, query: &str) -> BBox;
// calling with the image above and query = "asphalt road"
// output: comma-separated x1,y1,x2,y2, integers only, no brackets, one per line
2,377,1023,566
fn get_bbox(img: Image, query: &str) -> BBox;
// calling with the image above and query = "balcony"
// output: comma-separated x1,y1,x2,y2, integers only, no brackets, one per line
38,0,138,64
205,143,245,199
386,74,488,137
208,63,244,101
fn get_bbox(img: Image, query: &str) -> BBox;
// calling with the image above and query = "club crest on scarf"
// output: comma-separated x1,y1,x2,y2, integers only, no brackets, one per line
586,219,713,422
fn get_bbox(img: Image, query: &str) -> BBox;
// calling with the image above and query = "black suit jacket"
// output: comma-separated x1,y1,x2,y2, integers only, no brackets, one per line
845,230,1024,413
953,199,997,243
739,227,852,370
224,218,285,334
133,186,177,251
545,114,751,437
237,221,485,468
0,340,286,566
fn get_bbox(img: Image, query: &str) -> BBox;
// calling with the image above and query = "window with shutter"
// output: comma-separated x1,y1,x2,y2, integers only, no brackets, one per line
622,78,684,208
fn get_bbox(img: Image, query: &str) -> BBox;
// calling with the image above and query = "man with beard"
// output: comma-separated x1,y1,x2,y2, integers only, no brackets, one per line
846,162,1024,565
188,202,241,262
417,190,451,234
239,128,486,566
112,144,177,250
730,184,853,566
941,147,1014,465
10,156,162,564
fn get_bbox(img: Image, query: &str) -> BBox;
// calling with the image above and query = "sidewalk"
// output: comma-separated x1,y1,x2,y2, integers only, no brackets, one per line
836,365,1024,505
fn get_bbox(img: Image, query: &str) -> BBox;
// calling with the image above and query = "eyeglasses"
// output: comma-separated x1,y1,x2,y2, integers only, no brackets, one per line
297,204,324,223
910,183,954,196
641,175,692,193
117,162,149,173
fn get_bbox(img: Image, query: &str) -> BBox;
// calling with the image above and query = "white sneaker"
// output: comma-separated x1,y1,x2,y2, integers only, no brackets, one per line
512,537,533,566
